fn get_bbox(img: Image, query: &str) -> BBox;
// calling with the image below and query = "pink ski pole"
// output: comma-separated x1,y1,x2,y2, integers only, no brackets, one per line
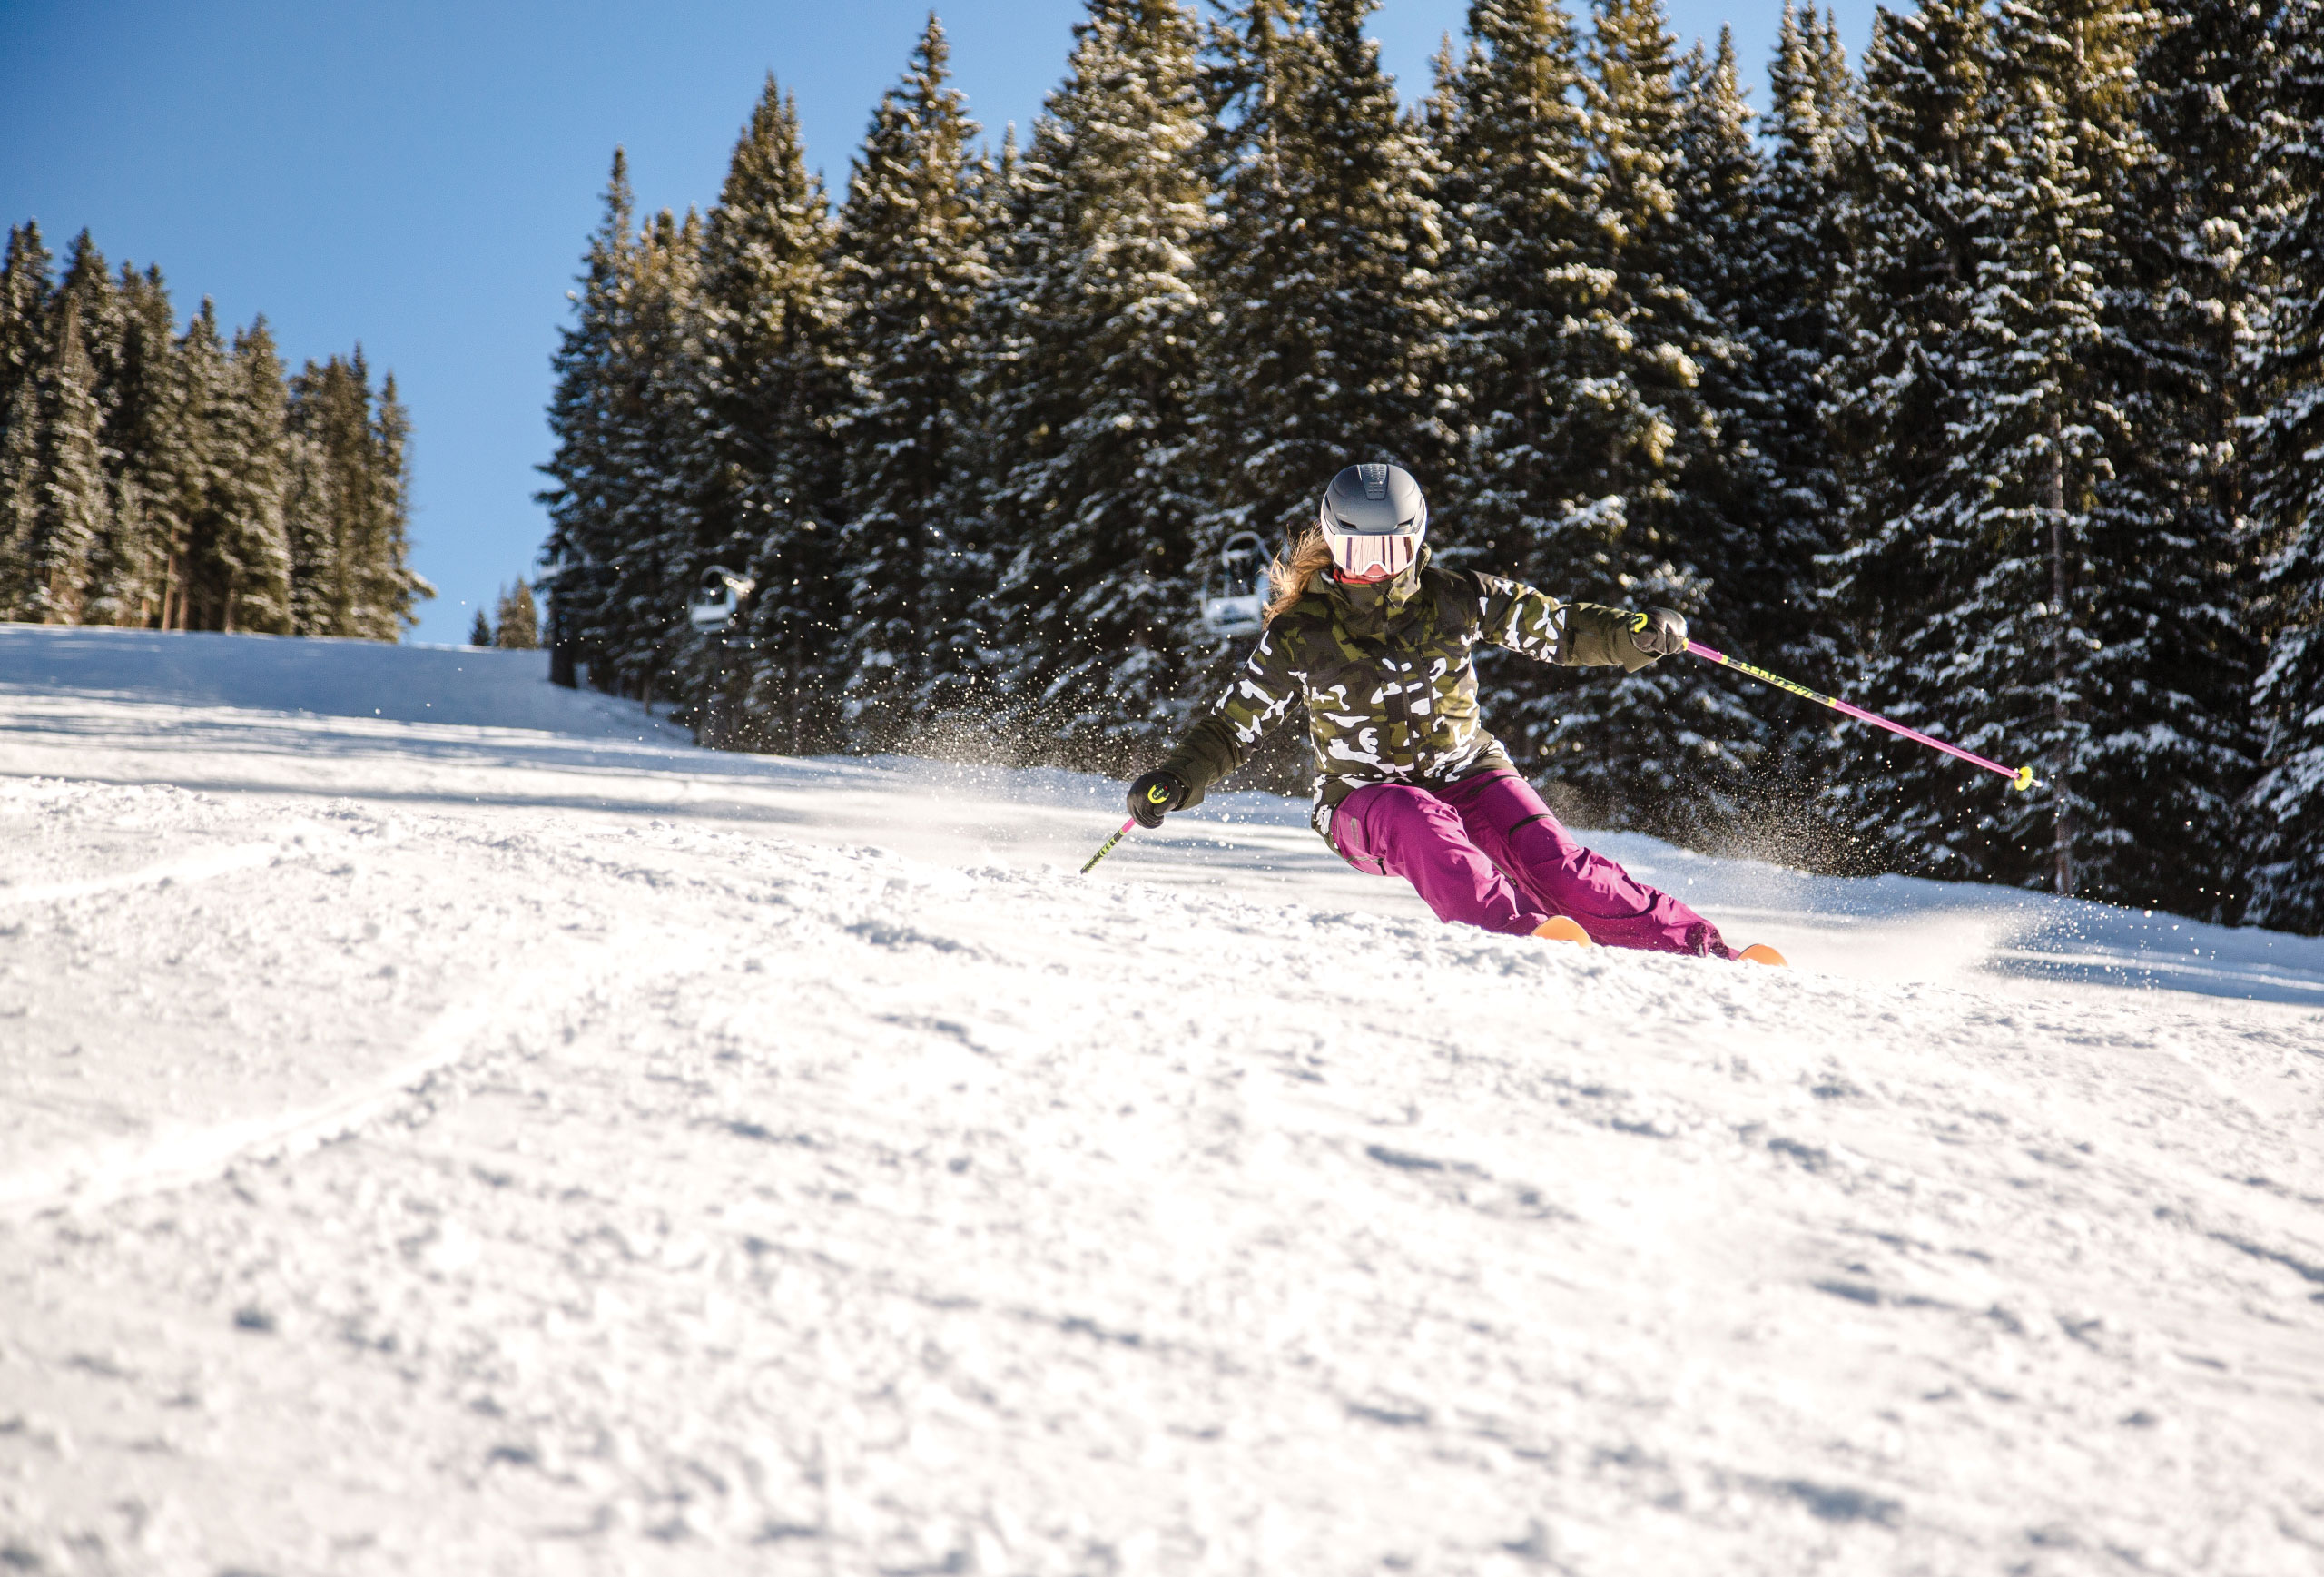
1080,817,1137,874
1686,640,2037,791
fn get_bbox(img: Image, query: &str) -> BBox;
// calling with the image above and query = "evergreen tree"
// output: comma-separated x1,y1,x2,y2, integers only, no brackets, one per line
1178,0,1449,790
1829,0,2156,897
90,263,186,629
284,353,368,635
1939,0,2161,900
286,350,430,638
1432,0,1608,583
162,300,234,631
367,372,427,635
0,222,51,418
75,252,164,627
2245,0,2324,931
1821,0,1999,870
1195,0,1449,553
1651,32,1818,821
915,127,1015,734
2063,0,2270,919
977,0,1214,770
596,204,706,700
689,77,847,752
494,578,540,648
15,303,113,622
0,223,53,600
192,317,295,633
540,151,639,689
0,357,40,614
1491,0,1746,836
470,606,494,646
1742,4,1851,676
826,16,991,746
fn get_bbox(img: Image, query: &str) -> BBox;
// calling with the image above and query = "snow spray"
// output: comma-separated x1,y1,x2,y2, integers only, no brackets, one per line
1686,640,2036,791
1081,817,1137,874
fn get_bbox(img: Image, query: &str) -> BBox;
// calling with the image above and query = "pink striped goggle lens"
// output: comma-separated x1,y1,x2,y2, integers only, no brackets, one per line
1327,531,1419,583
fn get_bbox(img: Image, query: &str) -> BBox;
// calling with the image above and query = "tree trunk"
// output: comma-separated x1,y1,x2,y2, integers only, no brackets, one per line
2045,409,2072,897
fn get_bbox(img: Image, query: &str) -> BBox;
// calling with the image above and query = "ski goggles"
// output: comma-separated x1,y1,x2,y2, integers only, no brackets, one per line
1325,529,1420,583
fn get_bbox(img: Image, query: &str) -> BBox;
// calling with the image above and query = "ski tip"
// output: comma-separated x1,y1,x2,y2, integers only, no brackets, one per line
1532,915,1594,947
2013,764,2036,792
1738,942,1788,968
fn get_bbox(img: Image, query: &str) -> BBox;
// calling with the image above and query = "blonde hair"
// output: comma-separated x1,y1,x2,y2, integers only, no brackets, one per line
1264,525,1334,624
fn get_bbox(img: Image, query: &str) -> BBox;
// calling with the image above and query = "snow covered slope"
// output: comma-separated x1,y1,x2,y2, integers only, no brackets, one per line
3,624,2320,1575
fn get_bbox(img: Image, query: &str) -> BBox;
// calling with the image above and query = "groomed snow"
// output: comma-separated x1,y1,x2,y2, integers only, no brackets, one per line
2,624,2319,1575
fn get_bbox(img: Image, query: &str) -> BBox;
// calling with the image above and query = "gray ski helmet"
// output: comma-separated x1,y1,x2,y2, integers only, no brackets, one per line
1317,462,1428,580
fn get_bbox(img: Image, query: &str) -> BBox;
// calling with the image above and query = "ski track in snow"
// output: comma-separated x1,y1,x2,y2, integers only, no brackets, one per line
1,626,2321,1576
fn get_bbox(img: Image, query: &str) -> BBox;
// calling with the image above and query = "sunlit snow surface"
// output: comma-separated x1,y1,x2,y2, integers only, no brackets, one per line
2,624,2320,1575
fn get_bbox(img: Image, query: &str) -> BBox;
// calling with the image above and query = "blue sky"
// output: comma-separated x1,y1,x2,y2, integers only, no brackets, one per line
0,0,1872,646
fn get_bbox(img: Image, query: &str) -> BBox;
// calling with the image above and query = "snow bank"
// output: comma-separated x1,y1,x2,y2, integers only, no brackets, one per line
2,626,2319,1574
0,625,684,737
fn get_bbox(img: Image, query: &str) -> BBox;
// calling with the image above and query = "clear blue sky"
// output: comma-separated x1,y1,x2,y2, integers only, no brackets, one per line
0,0,1871,646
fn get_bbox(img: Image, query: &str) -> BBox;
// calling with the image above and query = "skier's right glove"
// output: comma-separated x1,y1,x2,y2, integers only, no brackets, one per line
1127,769,1188,829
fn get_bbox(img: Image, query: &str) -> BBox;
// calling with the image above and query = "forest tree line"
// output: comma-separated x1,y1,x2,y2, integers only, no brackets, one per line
537,0,2324,934
0,222,429,638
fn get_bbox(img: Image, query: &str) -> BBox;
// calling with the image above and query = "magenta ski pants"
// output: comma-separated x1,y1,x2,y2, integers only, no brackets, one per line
1330,770,1736,958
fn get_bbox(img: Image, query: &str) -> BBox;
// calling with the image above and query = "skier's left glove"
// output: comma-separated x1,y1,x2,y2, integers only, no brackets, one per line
1127,769,1188,829
1628,606,1689,661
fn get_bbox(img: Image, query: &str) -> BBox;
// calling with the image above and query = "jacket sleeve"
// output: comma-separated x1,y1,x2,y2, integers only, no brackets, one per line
1153,622,1305,805
1472,573,1659,673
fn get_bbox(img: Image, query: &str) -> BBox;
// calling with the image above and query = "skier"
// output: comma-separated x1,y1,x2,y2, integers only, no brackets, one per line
1127,463,1784,964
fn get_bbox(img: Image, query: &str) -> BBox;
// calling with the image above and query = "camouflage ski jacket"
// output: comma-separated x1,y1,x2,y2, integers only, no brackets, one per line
1155,549,1660,839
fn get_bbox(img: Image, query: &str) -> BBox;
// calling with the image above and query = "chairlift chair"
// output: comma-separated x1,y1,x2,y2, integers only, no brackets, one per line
1200,531,1269,636
688,566,755,634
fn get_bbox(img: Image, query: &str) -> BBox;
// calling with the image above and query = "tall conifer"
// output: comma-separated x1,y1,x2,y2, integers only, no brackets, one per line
690,78,847,751
368,371,426,635
1653,34,1817,823
1502,0,1744,835
2244,0,2324,930
159,301,236,631
1433,0,1605,582
18,306,111,622
1195,0,1448,550
93,264,185,628
0,224,53,596
541,151,639,688
1821,0,1997,870
192,317,294,632
68,246,165,628
978,0,1214,768
594,204,705,699
1744,5,1851,675
1828,0,2157,896
2055,0,2268,918
827,16,991,746
0,362,39,611
283,351,425,638
0,223,50,414
494,578,540,648
285,355,364,635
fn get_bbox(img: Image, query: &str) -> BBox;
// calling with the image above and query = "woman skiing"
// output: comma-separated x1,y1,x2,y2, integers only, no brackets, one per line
1127,463,1783,965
